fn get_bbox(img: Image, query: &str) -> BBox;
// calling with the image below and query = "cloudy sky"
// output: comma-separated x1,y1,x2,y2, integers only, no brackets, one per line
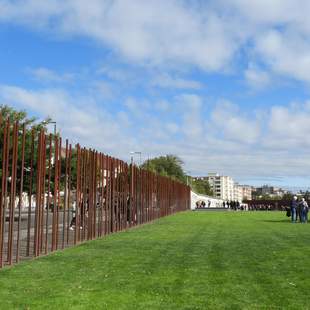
1,0,310,187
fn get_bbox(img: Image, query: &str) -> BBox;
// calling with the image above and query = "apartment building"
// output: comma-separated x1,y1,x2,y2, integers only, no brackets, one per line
239,185,253,200
193,173,253,202
194,173,235,201
234,183,243,202
253,185,287,198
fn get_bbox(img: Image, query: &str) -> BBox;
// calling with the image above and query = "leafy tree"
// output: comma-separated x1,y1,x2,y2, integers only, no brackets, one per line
282,192,294,201
0,104,52,192
141,155,186,184
191,178,213,196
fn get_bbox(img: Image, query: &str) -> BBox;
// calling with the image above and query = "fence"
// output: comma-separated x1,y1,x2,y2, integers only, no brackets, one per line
0,118,190,268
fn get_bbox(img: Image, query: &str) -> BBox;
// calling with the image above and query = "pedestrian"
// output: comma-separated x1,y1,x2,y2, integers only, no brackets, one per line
290,196,298,223
297,198,303,222
69,200,77,230
300,198,309,223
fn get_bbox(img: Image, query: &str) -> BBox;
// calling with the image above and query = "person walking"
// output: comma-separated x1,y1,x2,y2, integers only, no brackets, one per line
300,198,309,223
290,196,298,223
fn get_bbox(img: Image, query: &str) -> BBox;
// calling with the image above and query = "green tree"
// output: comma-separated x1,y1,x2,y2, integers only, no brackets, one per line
191,178,213,196
141,155,186,184
0,104,52,192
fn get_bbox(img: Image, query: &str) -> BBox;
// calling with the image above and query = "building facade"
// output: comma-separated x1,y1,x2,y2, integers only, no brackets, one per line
193,174,253,202
239,185,253,201
234,183,243,202
194,173,235,201
253,185,287,199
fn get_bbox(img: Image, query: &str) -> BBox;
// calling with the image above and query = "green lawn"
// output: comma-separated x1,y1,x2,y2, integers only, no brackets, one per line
1,211,310,309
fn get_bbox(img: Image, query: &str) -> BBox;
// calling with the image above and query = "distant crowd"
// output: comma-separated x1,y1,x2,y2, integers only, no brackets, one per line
247,204,286,211
290,196,308,223
195,200,247,210
194,195,310,223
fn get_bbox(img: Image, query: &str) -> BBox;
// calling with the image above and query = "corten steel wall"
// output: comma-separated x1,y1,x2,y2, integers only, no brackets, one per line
0,119,190,268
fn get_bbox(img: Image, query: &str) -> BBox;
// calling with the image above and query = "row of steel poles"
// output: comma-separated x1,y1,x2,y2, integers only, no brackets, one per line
0,118,191,267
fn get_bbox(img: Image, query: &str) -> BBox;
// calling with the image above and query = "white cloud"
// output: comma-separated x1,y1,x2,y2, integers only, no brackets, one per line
0,84,134,155
124,97,152,119
165,122,179,134
220,0,310,84
244,64,270,90
255,30,310,83
178,94,204,140
3,0,310,85
223,0,307,25
154,100,170,112
151,73,202,90
0,0,244,71
211,100,260,144
2,83,310,182
263,103,310,150
92,80,115,100
27,67,74,83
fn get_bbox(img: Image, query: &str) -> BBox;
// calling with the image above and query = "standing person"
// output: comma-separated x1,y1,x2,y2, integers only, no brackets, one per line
297,197,303,222
290,196,298,223
300,198,309,223
69,200,77,230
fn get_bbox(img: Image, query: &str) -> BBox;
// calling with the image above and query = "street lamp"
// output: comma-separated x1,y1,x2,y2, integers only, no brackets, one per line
185,170,191,186
44,120,57,136
130,151,142,166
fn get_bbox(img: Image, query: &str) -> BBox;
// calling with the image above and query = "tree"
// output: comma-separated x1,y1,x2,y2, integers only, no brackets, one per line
141,155,186,184
0,105,51,131
0,105,52,192
190,178,213,196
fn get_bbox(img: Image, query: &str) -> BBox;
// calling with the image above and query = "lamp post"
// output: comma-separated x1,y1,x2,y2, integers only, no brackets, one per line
130,151,142,225
185,171,191,187
44,120,57,136
130,151,142,166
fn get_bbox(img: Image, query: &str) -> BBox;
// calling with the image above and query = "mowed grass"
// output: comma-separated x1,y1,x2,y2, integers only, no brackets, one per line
1,211,310,309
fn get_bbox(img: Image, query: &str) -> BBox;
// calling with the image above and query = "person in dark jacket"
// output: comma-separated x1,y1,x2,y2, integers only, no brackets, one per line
290,196,298,223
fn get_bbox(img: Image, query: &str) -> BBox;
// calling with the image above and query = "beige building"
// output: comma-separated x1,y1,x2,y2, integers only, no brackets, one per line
193,173,252,202
196,173,235,201
234,184,243,202
240,185,253,200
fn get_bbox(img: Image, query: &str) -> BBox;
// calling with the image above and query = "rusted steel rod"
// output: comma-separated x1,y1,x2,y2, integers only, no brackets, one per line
16,124,26,263
7,121,19,264
0,117,190,268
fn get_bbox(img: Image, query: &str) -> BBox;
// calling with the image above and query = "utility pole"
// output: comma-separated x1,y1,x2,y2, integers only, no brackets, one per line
45,120,57,136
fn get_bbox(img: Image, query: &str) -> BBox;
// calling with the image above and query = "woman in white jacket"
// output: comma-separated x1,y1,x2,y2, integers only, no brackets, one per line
300,198,309,223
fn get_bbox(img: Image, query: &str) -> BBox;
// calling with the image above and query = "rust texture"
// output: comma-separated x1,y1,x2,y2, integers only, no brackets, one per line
0,118,191,267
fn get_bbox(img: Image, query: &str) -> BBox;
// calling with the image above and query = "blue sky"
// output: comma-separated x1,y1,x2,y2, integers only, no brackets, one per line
1,0,310,188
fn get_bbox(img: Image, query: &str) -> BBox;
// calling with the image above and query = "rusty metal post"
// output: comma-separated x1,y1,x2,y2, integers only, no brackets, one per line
66,144,72,245
0,120,9,267
1,119,11,266
74,144,81,245
8,121,19,264
16,124,26,263
26,130,35,257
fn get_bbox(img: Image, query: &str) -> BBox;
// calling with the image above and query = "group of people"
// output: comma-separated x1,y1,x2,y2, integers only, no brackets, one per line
248,204,286,211
223,201,241,210
195,200,246,210
195,200,209,208
290,196,309,223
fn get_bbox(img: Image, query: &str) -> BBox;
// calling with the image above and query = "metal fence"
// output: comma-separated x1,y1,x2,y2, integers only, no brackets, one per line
0,118,190,268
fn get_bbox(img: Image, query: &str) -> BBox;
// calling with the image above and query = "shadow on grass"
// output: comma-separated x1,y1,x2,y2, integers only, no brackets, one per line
260,219,291,223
